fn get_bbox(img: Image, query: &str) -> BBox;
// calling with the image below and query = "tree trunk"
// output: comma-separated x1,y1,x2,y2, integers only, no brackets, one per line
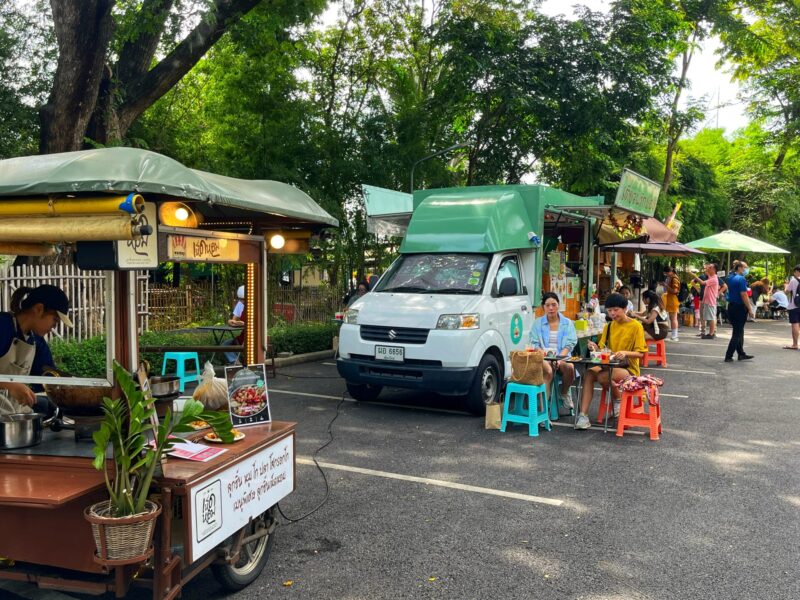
40,0,263,152
661,29,698,198
39,0,116,154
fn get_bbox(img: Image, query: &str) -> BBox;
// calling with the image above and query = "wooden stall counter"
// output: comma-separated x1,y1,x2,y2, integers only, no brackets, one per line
0,421,296,577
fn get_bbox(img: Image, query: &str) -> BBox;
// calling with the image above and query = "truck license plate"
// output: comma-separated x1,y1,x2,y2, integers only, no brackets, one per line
375,345,404,362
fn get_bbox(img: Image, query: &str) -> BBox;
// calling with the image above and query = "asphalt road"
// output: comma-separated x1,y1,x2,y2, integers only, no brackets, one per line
4,319,799,600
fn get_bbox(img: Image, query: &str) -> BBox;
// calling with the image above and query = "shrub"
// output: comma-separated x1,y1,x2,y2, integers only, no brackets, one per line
50,336,107,378
49,331,216,378
47,324,334,378
269,323,338,355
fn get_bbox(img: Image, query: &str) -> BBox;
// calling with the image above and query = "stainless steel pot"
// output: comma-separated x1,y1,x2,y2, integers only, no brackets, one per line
149,375,181,397
0,413,44,449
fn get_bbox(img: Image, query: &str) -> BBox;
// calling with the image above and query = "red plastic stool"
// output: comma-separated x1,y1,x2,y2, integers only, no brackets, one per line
596,386,644,423
616,388,662,440
642,339,667,368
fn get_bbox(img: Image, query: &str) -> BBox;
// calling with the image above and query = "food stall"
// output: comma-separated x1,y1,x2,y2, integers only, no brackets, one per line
0,148,337,598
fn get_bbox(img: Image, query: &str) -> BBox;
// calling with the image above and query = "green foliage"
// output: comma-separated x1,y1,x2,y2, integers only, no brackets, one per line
50,336,108,378
269,323,338,355
138,330,216,370
92,361,232,517
51,333,217,378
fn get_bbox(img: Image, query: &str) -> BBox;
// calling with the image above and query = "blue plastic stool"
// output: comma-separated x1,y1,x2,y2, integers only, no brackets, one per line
161,352,200,392
500,382,550,437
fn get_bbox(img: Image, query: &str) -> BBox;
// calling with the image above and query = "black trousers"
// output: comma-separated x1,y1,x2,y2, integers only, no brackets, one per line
726,302,747,359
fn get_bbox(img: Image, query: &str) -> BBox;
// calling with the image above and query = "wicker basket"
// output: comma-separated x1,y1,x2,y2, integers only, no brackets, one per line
84,500,161,566
509,350,544,385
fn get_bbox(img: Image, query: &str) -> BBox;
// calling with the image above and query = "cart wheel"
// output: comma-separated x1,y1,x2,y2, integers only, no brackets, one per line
212,508,276,591
346,382,382,401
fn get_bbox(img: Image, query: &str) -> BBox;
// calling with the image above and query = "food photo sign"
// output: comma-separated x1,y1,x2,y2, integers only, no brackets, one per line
224,364,271,426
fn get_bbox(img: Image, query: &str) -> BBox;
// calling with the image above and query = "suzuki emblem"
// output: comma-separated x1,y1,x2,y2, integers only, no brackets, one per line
388,329,397,340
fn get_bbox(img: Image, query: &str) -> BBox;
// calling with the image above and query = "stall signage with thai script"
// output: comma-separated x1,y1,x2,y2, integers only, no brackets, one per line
613,169,660,217
189,434,294,561
117,202,158,269
167,235,240,262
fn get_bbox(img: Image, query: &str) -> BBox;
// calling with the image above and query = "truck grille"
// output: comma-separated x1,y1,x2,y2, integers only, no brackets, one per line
360,325,429,344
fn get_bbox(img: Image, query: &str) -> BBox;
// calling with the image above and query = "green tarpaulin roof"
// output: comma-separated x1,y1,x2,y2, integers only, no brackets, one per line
0,148,338,227
686,230,788,254
401,185,602,253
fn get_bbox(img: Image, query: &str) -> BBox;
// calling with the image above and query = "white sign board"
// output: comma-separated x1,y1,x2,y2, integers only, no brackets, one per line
117,202,158,269
189,434,294,561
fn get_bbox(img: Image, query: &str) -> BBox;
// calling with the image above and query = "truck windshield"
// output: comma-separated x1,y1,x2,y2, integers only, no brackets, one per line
376,254,490,294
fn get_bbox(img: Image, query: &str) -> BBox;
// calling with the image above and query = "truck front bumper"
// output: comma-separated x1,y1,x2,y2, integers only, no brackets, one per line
336,357,477,395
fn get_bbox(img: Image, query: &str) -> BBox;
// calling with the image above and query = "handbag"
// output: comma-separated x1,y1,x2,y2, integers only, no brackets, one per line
509,350,544,385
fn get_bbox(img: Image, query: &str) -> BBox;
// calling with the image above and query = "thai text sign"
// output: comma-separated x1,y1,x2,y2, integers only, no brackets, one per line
117,202,158,269
614,169,660,217
189,433,294,561
167,234,239,262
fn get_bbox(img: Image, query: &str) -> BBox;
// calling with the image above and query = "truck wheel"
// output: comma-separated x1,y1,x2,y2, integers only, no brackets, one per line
466,354,501,415
346,382,383,401
212,508,276,591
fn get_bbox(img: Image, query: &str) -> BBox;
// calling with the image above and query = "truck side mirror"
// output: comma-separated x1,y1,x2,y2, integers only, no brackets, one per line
498,277,518,297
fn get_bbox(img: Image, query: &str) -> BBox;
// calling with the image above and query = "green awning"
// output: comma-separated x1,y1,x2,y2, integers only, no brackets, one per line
0,148,338,227
686,230,788,254
362,185,413,236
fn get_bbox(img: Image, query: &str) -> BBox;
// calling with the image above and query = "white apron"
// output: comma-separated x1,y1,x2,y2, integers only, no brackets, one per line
0,317,36,415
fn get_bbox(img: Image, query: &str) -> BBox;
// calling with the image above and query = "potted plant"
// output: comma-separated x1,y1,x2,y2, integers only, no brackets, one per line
86,360,232,565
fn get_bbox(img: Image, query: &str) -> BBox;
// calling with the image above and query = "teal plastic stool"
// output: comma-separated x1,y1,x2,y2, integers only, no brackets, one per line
161,352,200,392
500,382,550,437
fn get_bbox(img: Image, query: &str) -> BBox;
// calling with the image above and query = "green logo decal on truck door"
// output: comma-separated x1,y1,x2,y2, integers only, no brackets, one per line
510,313,523,344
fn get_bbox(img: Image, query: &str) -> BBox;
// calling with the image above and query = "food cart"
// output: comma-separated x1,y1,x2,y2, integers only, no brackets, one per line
0,148,337,598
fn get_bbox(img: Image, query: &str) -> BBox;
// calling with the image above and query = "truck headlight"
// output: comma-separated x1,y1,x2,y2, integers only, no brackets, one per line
436,313,480,330
344,309,359,324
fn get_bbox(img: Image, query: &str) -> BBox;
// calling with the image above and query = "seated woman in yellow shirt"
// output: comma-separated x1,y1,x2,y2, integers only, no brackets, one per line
575,292,648,430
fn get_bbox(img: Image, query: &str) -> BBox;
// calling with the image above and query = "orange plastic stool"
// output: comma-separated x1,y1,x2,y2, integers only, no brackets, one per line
596,386,644,423
616,389,662,440
642,339,667,368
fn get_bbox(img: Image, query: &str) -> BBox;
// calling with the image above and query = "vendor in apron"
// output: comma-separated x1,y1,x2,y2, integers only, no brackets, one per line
0,284,73,416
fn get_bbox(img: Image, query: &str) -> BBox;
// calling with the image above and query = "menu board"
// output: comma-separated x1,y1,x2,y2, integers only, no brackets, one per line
224,364,271,427
548,250,565,279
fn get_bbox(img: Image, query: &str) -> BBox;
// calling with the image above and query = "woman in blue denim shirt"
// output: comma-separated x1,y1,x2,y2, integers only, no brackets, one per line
529,292,577,415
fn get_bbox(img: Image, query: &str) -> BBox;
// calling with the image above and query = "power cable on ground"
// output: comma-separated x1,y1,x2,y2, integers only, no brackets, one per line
276,390,347,523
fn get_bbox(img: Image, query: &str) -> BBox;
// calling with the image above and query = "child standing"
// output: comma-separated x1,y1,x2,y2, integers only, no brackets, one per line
692,284,701,331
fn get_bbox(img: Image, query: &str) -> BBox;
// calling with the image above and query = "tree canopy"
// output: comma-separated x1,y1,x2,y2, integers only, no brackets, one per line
2,0,799,277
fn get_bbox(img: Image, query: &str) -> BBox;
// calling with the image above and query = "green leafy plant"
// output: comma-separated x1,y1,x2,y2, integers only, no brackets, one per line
92,361,233,517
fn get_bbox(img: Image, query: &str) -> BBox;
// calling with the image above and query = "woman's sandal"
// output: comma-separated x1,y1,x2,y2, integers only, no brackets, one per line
782,346,798,350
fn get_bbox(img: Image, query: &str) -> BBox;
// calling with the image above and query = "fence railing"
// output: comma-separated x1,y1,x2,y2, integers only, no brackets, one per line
269,287,345,326
0,264,346,342
0,264,107,341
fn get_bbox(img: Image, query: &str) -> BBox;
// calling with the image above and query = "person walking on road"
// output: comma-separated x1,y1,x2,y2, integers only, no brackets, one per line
783,265,800,350
662,266,681,341
692,263,725,339
725,261,755,363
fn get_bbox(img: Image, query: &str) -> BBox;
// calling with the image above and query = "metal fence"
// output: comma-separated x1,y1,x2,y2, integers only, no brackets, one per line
269,286,345,326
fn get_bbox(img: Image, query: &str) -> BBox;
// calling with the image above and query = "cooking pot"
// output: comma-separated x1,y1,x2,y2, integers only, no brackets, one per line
149,375,181,398
0,405,59,449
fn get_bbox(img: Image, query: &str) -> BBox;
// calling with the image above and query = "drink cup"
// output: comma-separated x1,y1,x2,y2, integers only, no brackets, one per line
601,350,610,364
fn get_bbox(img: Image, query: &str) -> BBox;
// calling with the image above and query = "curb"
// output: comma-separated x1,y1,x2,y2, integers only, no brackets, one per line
272,349,335,368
